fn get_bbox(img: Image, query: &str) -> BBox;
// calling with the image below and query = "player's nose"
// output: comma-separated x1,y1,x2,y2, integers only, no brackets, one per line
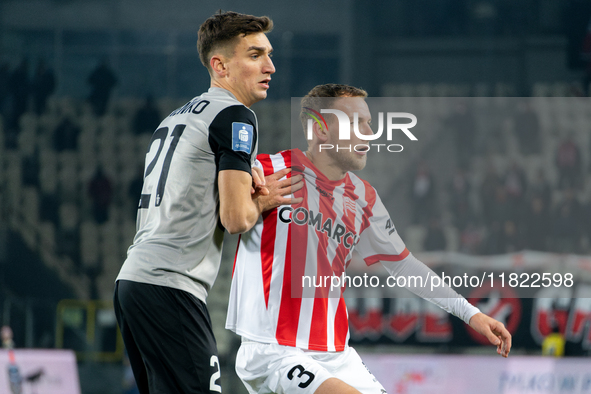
360,122,374,136
263,56,275,75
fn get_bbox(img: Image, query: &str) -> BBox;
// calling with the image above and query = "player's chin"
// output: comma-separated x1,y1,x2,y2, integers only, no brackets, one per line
250,91,268,105
255,90,268,101
350,157,367,171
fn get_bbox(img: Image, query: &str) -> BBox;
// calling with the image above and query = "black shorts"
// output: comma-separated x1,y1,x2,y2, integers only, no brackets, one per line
114,280,221,394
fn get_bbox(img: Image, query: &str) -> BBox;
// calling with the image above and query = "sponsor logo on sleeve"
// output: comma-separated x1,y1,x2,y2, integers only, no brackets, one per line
232,122,254,153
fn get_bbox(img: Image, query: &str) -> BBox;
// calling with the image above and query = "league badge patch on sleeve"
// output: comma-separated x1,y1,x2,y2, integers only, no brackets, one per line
232,122,254,153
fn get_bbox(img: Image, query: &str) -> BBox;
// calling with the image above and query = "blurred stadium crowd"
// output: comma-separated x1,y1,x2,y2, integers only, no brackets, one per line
405,98,591,257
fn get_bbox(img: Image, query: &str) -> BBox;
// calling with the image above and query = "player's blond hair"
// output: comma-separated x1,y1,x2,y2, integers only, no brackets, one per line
300,84,368,131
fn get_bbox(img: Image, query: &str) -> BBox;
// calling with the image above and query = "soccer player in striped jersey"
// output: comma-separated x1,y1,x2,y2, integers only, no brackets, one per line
114,12,303,394
226,84,512,394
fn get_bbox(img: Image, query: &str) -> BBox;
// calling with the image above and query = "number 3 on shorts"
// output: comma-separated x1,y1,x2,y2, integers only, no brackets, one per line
210,355,222,393
287,365,315,389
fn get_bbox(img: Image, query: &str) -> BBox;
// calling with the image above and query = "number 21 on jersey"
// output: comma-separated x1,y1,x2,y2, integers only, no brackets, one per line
140,124,186,208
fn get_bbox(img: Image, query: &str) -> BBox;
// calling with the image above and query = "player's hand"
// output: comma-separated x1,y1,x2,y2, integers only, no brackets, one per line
251,166,268,195
468,312,511,358
253,168,304,212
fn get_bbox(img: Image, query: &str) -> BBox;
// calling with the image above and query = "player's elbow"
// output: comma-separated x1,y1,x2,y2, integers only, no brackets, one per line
224,221,250,235
220,213,252,235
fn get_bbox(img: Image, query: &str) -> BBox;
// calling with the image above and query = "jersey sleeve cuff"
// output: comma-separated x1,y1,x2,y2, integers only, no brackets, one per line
218,158,252,174
363,248,410,266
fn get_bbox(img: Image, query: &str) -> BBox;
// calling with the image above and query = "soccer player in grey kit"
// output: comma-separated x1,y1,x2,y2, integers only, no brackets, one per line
114,11,303,393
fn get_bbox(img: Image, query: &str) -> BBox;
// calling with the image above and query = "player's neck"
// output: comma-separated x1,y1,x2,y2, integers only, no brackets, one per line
210,80,253,107
305,149,347,181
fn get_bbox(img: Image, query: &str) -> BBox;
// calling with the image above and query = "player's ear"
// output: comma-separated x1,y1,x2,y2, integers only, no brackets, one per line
210,55,227,77
314,121,329,143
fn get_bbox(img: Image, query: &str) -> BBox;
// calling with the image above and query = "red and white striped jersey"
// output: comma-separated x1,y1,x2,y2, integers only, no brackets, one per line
226,149,409,352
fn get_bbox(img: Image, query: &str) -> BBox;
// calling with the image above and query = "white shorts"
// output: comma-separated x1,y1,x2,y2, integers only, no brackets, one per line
235,339,387,394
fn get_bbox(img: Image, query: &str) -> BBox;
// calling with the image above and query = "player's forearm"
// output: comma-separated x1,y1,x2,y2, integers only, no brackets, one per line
220,194,261,234
381,253,480,324
219,169,262,234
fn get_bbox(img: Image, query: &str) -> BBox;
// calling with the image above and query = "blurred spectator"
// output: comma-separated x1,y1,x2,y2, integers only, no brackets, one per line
132,95,161,134
502,220,521,253
53,116,81,151
490,186,514,225
541,324,565,357
482,186,517,254
555,134,581,189
87,59,117,116
512,101,540,155
503,161,528,213
88,166,113,224
31,59,56,115
1,325,14,349
528,168,552,210
8,58,30,131
449,167,472,230
411,161,436,225
552,188,582,253
460,221,483,254
481,221,504,255
523,196,550,251
445,101,476,168
423,216,447,251
479,163,502,226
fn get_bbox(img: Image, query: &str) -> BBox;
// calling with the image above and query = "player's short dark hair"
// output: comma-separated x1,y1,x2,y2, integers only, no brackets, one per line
300,84,368,131
197,11,273,72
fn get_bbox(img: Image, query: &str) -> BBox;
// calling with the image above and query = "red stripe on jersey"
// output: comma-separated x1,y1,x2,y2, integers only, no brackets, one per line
364,247,410,266
309,297,329,351
231,235,241,278
280,150,291,168
257,153,274,176
261,209,277,308
334,297,348,351
276,221,303,346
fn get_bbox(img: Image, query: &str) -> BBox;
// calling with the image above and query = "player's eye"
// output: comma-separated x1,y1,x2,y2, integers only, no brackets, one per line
251,54,259,60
